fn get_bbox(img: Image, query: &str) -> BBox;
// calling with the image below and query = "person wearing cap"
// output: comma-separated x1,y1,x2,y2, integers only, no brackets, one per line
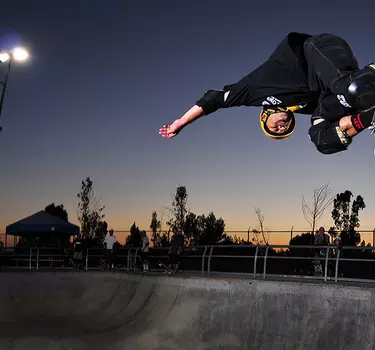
104,229,117,270
159,32,375,155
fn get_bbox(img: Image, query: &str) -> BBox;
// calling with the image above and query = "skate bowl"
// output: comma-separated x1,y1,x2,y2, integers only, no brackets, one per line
0,272,375,350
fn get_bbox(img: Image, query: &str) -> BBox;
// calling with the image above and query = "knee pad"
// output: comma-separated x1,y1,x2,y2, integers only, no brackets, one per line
309,120,352,155
347,64,375,111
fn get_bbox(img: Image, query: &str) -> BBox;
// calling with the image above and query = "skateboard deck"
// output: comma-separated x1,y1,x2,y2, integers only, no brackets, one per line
158,260,179,274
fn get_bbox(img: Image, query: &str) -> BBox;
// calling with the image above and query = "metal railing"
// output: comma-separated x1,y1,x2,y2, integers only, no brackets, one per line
201,244,375,284
2,229,375,248
2,244,375,284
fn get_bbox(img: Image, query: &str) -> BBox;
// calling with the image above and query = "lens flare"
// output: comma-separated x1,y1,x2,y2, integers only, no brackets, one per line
12,47,29,61
0,52,10,63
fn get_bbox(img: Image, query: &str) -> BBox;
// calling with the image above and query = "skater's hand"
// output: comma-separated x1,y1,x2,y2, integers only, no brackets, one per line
159,119,185,139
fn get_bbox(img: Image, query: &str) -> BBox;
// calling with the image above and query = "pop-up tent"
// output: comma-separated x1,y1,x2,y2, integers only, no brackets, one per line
6,210,80,247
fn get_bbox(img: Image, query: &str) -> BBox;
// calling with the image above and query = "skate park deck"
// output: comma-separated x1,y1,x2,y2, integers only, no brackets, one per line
0,272,374,350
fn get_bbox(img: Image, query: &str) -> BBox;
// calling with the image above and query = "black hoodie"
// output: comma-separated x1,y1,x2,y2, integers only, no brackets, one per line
197,32,358,121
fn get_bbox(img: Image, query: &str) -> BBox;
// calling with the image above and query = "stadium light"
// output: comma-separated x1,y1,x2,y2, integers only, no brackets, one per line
0,47,30,132
0,52,10,63
12,47,29,62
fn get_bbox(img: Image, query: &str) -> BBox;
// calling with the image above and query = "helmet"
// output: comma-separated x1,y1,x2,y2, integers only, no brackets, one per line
260,105,299,139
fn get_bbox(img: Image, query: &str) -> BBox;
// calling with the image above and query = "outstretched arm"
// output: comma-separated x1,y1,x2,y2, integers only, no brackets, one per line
159,105,205,139
159,73,254,139
159,89,230,139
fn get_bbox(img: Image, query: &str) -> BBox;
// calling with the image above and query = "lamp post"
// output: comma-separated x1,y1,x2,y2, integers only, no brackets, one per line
0,47,29,132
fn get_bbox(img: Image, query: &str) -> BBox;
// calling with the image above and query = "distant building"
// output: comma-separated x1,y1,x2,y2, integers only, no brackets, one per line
6,210,80,248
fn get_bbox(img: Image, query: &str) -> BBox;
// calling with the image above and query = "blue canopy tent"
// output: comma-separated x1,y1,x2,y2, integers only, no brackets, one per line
6,210,80,248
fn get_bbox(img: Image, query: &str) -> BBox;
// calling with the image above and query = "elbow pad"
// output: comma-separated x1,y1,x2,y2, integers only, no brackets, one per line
309,120,352,155
196,90,226,115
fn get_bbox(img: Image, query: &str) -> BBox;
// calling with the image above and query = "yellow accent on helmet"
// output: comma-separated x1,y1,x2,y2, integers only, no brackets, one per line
260,105,299,139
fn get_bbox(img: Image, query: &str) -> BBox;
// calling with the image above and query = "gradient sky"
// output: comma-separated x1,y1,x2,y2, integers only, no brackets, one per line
1,0,375,242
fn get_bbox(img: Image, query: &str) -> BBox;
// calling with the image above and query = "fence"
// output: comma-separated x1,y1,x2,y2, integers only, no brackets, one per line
2,243,375,284
1,230,374,247
222,230,375,246
109,229,375,246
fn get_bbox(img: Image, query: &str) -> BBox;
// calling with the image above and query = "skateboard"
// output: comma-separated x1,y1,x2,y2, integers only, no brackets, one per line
158,260,180,274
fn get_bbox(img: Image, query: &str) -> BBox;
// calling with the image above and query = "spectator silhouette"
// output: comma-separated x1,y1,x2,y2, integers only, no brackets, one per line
104,229,117,270
314,227,331,276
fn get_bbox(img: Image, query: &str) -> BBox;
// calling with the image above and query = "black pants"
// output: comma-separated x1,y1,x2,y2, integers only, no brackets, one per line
303,34,359,97
304,34,365,154
105,249,115,267
168,253,180,265
140,251,149,263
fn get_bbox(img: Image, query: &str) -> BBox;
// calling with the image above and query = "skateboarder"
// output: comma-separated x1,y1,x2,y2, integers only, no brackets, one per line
167,233,184,272
159,32,375,155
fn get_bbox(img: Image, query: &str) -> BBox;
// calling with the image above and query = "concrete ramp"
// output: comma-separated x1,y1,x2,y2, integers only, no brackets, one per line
0,272,375,349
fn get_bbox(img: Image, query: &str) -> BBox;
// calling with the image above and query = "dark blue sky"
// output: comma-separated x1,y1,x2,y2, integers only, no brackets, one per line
1,0,375,241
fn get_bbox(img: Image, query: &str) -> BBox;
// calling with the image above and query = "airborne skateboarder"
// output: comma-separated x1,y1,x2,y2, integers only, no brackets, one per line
159,32,375,155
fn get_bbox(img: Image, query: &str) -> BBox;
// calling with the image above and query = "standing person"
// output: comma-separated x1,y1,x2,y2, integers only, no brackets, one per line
104,229,117,270
159,32,375,155
315,227,331,252
140,231,149,272
72,233,84,270
314,227,331,276
167,233,184,272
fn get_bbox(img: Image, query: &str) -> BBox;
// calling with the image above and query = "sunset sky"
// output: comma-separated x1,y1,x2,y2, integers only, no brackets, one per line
1,0,375,245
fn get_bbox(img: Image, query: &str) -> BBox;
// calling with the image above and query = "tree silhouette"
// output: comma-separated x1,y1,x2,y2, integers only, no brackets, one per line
77,177,106,240
126,222,142,247
221,235,236,245
289,232,314,257
331,190,365,246
163,185,229,246
183,212,201,246
167,186,188,234
149,211,161,246
288,232,314,274
253,208,268,245
167,185,188,236
230,235,252,245
301,184,333,242
94,221,108,245
196,212,226,245
181,211,228,246
45,203,68,222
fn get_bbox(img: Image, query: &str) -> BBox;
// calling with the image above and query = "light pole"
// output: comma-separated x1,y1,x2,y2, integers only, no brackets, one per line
0,47,29,132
